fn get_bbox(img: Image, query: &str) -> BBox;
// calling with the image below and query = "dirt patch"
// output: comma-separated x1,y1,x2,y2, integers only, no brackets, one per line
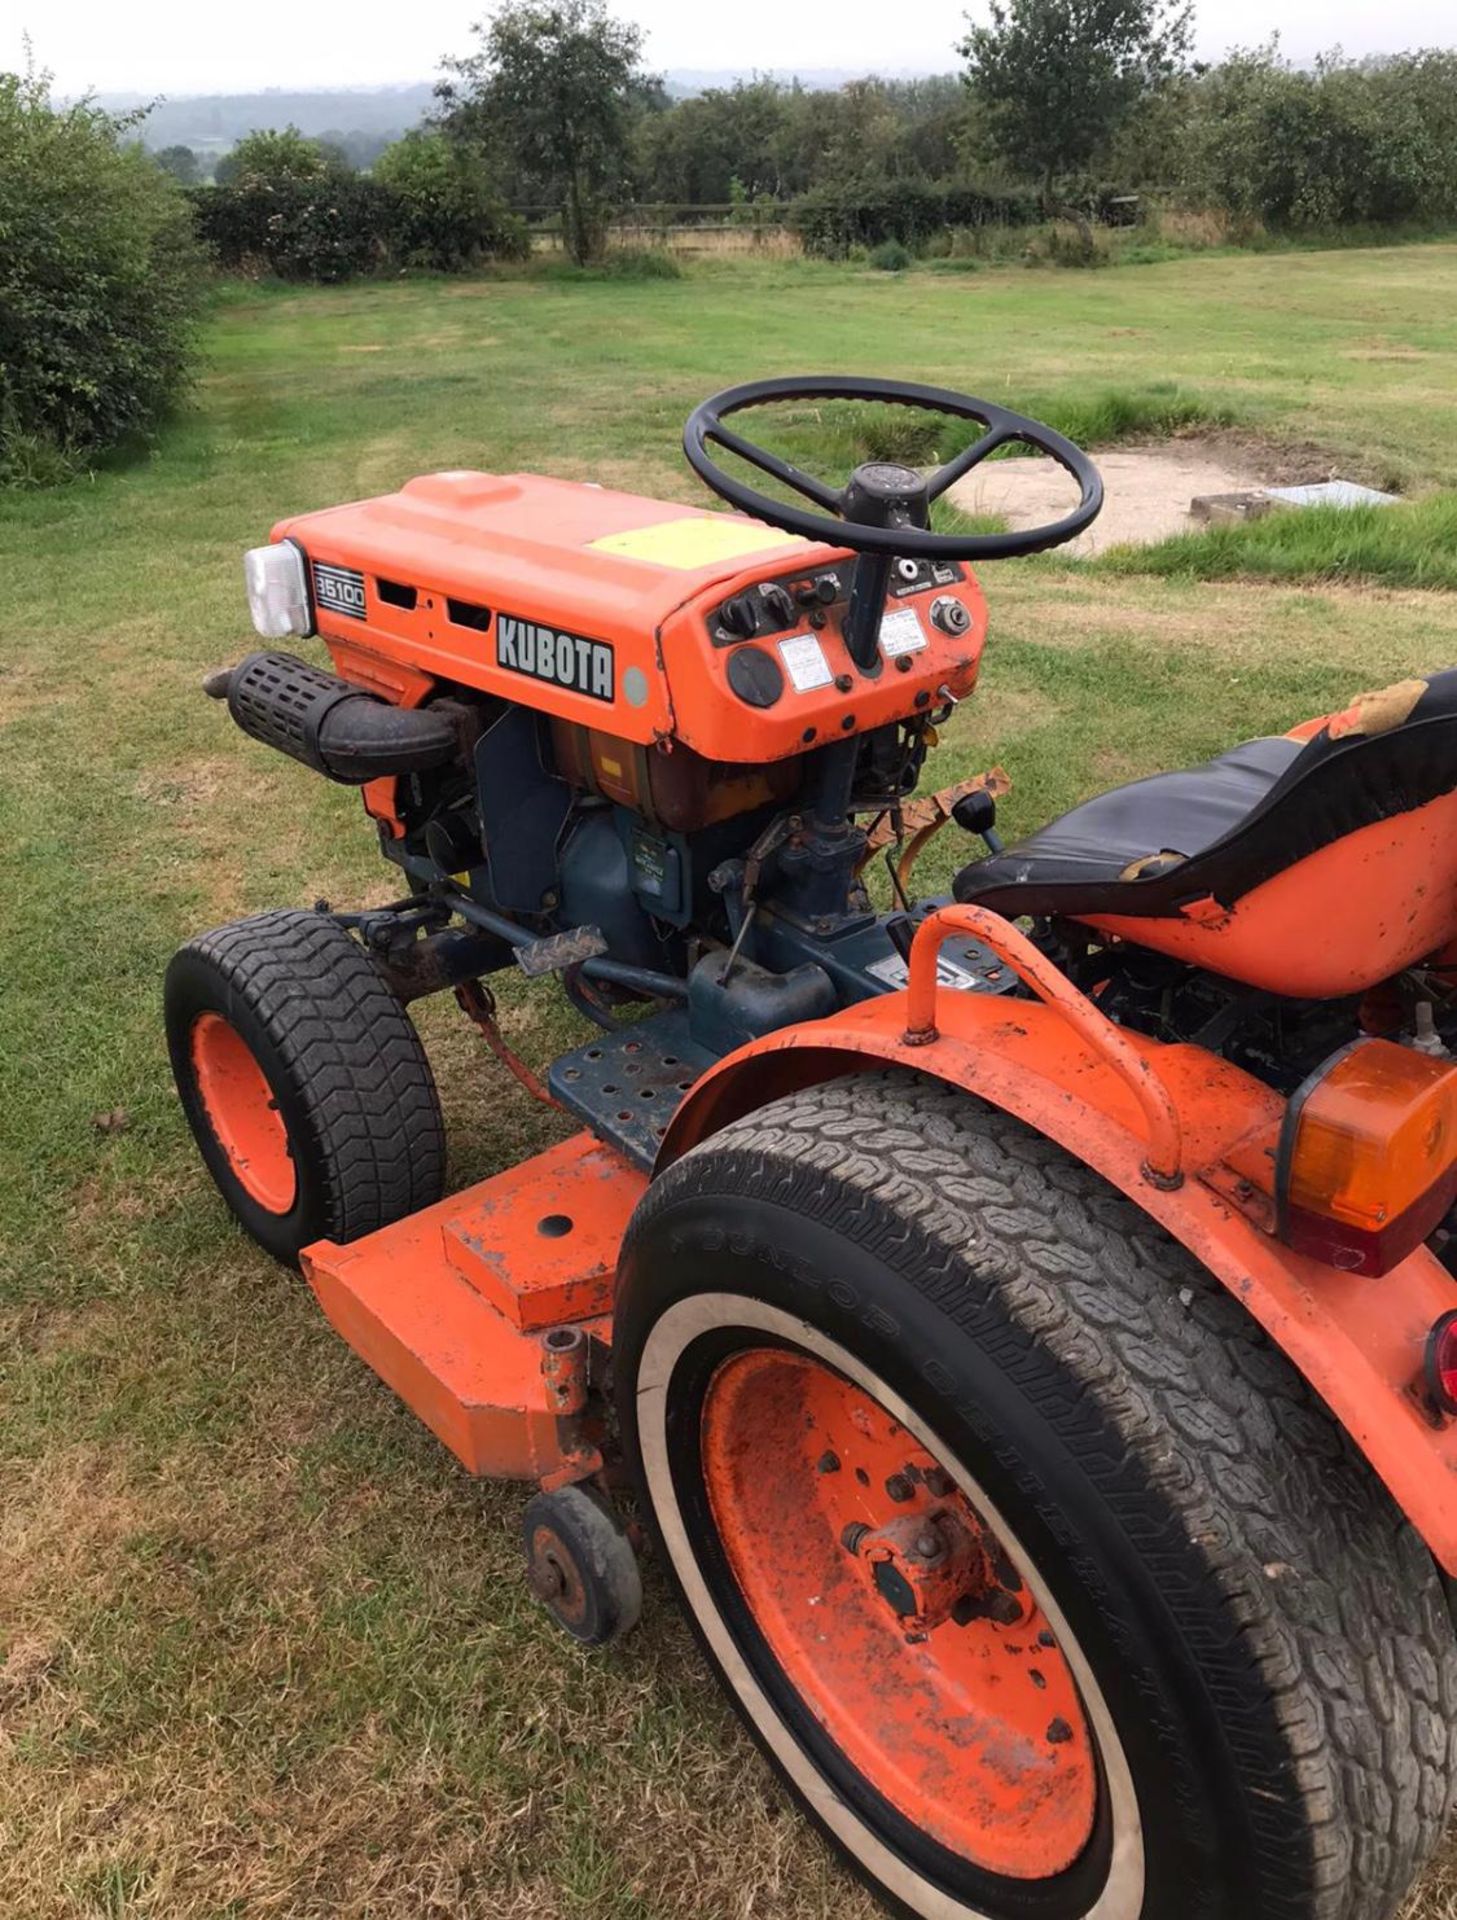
950,434,1338,557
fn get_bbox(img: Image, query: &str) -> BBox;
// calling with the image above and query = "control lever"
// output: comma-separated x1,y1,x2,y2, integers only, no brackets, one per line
952,789,1005,856
885,911,919,965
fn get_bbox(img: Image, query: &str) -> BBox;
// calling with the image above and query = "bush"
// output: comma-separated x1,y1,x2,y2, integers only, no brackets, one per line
869,239,913,271
213,126,334,188
373,132,527,270
792,178,1052,256
1174,48,1457,231
191,173,390,281
0,70,203,486
193,125,528,282
191,132,383,281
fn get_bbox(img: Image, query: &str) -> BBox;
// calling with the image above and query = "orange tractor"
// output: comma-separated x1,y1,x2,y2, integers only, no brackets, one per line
168,377,1457,1920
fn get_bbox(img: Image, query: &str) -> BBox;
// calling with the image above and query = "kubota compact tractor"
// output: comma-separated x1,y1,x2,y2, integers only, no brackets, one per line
167,376,1457,1920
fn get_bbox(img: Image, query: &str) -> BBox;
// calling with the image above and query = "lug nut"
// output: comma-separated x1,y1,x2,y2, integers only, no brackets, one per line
840,1522,871,1556
884,1473,915,1504
816,1450,841,1475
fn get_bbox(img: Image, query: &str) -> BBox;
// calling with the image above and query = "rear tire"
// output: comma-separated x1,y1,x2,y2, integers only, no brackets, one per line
165,909,446,1266
614,1071,1457,1920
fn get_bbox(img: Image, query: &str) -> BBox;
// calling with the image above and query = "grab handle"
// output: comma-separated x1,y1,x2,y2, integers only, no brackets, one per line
902,904,1183,1188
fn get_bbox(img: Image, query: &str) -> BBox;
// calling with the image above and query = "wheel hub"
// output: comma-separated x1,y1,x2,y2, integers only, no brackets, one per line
842,1508,994,1634
700,1345,1097,1879
189,1011,296,1213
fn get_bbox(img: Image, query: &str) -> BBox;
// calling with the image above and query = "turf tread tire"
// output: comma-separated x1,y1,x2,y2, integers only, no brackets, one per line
166,908,446,1263
619,1071,1457,1920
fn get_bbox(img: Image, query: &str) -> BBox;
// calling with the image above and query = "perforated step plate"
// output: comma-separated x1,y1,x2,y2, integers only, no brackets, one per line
547,1010,717,1169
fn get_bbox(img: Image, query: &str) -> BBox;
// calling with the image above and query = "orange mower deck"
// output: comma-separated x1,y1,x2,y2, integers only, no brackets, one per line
302,1132,645,1483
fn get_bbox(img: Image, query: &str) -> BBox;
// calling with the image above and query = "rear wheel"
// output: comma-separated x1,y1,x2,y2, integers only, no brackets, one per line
165,909,446,1266
615,1072,1457,1920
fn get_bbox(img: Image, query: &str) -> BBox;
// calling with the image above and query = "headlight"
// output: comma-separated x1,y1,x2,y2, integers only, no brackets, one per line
243,540,312,639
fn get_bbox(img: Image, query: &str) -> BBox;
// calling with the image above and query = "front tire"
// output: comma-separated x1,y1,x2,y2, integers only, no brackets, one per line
614,1072,1456,1920
165,909,446,1266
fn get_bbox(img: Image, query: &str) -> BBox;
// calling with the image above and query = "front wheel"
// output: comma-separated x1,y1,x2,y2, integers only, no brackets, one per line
165,908,446,1266
614,1073,1456,1920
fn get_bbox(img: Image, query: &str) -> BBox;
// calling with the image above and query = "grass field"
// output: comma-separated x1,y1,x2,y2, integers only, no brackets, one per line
4,242,1457,1920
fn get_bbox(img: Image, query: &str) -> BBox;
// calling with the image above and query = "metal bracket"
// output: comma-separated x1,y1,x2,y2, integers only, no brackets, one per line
515,924,610,979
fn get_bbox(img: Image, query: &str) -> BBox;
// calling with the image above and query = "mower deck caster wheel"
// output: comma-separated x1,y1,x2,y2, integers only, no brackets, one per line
522,1484,642,1647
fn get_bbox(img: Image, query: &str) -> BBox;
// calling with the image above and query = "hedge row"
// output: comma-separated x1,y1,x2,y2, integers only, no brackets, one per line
1,73,204,486
189,175,529,282
788,178,1139,255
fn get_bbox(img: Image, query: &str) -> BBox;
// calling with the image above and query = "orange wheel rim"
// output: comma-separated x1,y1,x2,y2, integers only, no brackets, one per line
700,1347,1098,1879
190,1012,296,1214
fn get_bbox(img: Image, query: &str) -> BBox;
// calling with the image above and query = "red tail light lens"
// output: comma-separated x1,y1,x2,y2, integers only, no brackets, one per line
1276,1038,1457,1276
1425,1310,1457,1416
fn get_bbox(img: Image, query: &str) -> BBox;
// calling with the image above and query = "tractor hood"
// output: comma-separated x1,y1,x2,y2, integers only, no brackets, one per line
272,471,839,646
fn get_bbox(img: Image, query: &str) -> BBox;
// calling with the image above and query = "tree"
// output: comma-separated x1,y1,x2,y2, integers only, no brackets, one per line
0,67,203,485
961,0,1192,208
154,142,200,184
214,125,338,187
373,130,528,268
438,0,646,264
319,127,395,172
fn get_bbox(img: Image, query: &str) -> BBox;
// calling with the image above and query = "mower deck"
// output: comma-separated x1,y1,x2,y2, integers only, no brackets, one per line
302,1132,644,1481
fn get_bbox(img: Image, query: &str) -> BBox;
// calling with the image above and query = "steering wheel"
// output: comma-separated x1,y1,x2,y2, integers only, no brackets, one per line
683,374,1102,560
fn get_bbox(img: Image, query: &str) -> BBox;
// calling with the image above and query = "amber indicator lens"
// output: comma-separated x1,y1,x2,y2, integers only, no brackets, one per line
1276,1038,1457,1276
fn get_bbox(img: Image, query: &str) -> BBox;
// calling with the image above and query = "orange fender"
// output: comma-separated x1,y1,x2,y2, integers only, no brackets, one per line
660,907,1457,1575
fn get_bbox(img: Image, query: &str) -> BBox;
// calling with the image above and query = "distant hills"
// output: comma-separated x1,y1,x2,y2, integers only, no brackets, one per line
95,72,935,154
95,85,439,154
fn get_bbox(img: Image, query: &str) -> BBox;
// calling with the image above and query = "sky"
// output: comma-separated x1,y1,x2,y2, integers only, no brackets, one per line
9,0,1456,98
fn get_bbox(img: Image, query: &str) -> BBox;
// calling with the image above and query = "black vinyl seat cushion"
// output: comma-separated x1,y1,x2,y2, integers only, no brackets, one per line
954,669,1457,924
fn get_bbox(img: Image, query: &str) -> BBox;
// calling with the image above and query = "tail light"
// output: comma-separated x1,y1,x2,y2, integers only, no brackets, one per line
1425,1311,1457,1416
1275,1038,1457,1276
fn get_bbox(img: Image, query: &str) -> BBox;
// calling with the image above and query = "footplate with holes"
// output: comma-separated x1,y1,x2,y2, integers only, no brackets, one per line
548,1010,717,1169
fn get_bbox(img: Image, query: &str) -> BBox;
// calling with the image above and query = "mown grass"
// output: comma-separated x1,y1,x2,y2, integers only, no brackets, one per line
3,244,1457,1919
1100,489,1457,591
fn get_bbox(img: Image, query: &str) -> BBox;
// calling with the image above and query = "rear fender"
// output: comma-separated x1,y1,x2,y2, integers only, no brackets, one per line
659,930,1457,1574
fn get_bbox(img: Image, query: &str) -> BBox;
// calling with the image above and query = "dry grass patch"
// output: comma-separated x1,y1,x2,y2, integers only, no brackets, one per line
0,1288,872,1919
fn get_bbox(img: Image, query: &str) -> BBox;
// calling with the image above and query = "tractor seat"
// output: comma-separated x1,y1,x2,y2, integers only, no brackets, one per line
953,670,1457,999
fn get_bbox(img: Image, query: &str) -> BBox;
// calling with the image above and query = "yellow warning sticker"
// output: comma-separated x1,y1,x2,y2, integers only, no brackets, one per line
588,515,808,571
